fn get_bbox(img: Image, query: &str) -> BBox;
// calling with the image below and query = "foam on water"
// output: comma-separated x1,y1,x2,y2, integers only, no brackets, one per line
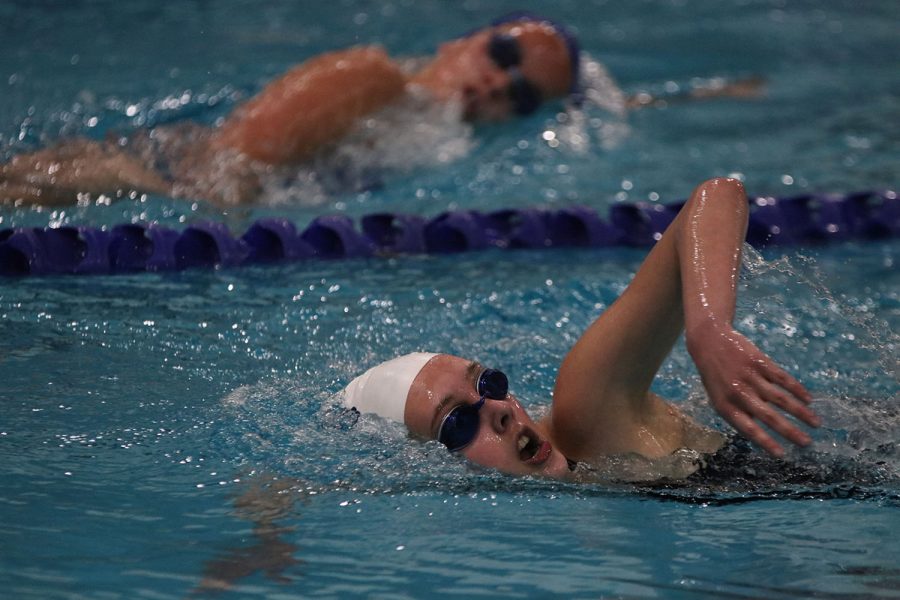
183,244,900,504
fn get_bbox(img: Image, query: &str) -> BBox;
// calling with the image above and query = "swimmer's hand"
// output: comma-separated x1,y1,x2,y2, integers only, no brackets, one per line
687,321,821,457
626,76,767,109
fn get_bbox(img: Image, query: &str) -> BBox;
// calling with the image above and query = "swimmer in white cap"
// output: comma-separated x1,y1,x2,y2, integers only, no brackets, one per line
343,178,822,480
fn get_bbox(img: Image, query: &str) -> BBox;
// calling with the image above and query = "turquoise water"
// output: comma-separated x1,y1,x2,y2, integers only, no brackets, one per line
2,0,899,598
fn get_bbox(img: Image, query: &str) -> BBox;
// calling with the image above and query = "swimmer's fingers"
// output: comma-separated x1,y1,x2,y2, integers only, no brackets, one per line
696,327,819,456
721,399,786,458
758,357,814,405
736,384,812,453
746,388,812,448
754,374,821,428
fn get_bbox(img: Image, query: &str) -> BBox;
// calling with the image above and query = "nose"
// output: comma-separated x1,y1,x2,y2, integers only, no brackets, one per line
462,72,512,121
485,64,511,88
481,68,510,101
463,57,510,98
482,398,514,435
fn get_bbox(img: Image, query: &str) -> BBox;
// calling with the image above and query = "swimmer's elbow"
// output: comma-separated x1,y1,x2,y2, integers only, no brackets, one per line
671,177,748,246
688,177,749,219
697,177,745,198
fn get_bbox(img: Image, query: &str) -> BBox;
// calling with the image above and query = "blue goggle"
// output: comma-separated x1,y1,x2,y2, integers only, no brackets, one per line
487,33,543,116
437,368,509,452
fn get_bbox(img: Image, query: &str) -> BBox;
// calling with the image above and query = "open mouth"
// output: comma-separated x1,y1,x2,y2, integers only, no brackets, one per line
517,428,551,465
462,92,479,121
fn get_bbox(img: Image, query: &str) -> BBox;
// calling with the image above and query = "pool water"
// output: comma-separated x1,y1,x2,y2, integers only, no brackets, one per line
1,0,899,598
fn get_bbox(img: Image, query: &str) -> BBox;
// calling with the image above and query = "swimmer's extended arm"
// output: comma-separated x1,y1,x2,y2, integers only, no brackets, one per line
625,76,766,110
214,46,407,164
551,177,820,459
1,138,172,206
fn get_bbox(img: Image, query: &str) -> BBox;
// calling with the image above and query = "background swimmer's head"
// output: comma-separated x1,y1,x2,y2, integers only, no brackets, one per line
343,353,573,478
410,14,579,121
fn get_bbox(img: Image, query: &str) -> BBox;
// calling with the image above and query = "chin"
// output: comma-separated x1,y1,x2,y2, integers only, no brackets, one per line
508,451,574,480
537,452,574,480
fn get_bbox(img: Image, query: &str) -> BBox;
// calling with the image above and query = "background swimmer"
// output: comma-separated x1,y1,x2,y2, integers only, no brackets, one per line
1,14,762,207
343,177,822,481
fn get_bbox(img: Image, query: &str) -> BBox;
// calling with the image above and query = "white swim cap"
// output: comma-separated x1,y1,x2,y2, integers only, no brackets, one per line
342,352,438,423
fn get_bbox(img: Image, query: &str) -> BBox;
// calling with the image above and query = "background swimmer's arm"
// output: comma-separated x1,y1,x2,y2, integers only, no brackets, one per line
625,76,766,110
1,138,171,206
550,178,819,459
213,46,407,165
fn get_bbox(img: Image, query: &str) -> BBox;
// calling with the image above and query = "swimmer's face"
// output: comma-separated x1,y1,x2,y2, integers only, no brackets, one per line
404,354,573,478
412,21,573,121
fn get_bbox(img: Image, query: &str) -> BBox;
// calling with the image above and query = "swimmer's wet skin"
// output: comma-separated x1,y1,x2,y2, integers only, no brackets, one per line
343,178,822,481
0,14,579,207
344,355,549,463
343,353,574,478
0,12,771,208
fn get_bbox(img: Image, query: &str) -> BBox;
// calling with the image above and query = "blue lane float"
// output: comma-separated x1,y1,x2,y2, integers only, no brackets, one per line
0,189,896,277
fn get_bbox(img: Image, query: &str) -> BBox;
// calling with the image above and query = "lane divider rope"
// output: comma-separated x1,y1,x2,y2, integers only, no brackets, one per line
1,189,896,277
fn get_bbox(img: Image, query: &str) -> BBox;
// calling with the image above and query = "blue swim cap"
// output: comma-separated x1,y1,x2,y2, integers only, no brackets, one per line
489,12,581,97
